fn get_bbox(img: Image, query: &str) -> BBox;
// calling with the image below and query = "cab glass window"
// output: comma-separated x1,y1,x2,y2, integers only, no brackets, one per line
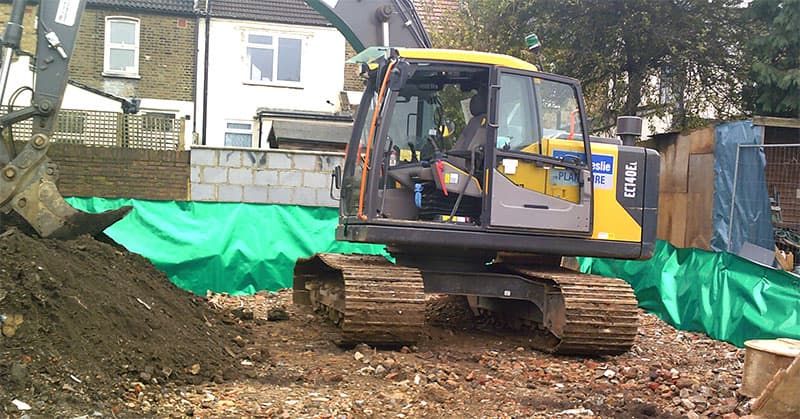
497,73,539,152
536,79,584,141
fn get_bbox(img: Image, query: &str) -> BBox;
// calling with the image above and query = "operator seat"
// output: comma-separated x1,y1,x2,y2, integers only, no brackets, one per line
388,89,486,198
451,90,488,153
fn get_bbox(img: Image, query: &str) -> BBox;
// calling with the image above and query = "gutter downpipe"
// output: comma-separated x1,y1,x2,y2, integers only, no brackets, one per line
200,0,211,145
190,4,199,136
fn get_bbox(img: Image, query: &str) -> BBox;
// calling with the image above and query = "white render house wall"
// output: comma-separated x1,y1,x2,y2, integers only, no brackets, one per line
197,18,346,148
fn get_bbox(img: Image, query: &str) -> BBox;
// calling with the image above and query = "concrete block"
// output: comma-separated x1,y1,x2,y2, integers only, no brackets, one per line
294,187,318,206
192,149,217,166
218,185,243,202
191,183,216,201
190,166,201,183
268,152,292,169
279,170,302,187
220,150,242,167
243,186,269,203
202,167,227,184
320,155,344,171
303,172,329,188
294,154,318,170
316,188,338,207
269,187,293,204
229,168,254,185
254,169,278,186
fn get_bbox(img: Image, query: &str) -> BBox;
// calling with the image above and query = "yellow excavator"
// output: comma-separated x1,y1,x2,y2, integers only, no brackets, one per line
0,0,659,355
294,2,660,355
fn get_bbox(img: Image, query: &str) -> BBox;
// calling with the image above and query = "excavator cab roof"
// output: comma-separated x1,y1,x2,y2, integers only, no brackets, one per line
349,46,539,73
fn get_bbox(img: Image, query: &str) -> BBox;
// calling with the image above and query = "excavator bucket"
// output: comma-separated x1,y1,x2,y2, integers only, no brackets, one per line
1,158,131,239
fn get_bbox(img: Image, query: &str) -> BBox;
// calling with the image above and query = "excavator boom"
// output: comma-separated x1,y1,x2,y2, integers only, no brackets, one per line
304,0,431,51
0,0,131,238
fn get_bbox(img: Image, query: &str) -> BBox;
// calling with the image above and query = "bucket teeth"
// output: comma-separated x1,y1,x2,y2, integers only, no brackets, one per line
2,161,131,239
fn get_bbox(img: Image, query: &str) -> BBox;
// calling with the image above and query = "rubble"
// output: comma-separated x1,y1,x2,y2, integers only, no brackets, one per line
135,292,747,418
0,227,751,416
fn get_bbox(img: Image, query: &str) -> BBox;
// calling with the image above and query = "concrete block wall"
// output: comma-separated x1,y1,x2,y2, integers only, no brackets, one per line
190,146,343,207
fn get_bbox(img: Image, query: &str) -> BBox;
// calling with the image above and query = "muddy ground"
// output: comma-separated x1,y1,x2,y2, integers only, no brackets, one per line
0,230,749,418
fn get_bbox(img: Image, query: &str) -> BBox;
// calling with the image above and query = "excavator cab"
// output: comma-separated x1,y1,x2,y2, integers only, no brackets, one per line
335,47,657,258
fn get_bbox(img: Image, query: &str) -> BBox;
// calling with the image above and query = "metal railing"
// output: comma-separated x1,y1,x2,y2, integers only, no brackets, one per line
730,143,800,251
1,107,185,150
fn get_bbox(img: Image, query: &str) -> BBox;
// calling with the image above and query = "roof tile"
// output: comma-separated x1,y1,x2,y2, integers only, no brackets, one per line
209,0,331,27
87,0,195,15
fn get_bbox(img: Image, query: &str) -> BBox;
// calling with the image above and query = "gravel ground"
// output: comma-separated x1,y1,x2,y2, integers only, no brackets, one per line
0,230,753,418
136,291,750,419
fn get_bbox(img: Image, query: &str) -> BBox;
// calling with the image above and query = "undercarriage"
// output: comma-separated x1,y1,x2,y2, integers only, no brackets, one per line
294,251,638,356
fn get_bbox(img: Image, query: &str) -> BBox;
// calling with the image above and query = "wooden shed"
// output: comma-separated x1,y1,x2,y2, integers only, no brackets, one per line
647,117,800,253
647,126,716,250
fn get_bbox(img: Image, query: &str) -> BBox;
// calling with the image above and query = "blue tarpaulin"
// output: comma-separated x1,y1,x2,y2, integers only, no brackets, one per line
711,121,772,254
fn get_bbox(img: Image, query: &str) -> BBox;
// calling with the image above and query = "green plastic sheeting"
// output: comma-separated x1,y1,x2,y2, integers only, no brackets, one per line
579,240,800,347
66,197,387,295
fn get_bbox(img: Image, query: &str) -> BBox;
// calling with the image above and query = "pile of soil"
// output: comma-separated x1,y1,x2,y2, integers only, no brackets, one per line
0,228,250,415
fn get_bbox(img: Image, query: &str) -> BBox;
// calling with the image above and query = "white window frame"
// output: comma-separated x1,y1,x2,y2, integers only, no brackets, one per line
243,31,304,88
103,16,141,78
141,111,177,133
224,120,254,148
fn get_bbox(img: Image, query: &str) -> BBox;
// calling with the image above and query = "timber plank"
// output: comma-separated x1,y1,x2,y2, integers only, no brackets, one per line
685,153,715,249
689,127,716,154
659,135,690,193
657,192,688,247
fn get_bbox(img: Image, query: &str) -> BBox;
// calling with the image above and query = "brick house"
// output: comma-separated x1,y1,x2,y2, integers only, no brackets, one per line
196,0,352,151
70,0,197,140
0,0,197,144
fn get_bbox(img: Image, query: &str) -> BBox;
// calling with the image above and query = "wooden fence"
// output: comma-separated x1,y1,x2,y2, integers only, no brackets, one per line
2,107,185,150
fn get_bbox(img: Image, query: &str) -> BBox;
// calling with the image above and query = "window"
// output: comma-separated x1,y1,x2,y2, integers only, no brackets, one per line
224,121,253,147
104,17,140,77
659,66,675,105
535,78,584,140
246,33,302,84
142,112,176,132
497,73,538,151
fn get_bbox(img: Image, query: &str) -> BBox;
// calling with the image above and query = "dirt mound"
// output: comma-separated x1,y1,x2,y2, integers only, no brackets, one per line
0,228,250,414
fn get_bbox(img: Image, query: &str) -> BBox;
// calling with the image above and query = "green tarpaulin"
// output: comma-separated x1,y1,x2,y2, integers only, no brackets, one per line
579,240,800,347
66,197,386,295
65,198,800,346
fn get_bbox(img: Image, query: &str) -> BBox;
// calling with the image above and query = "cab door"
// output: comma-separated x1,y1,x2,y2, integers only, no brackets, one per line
488,71,593,234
